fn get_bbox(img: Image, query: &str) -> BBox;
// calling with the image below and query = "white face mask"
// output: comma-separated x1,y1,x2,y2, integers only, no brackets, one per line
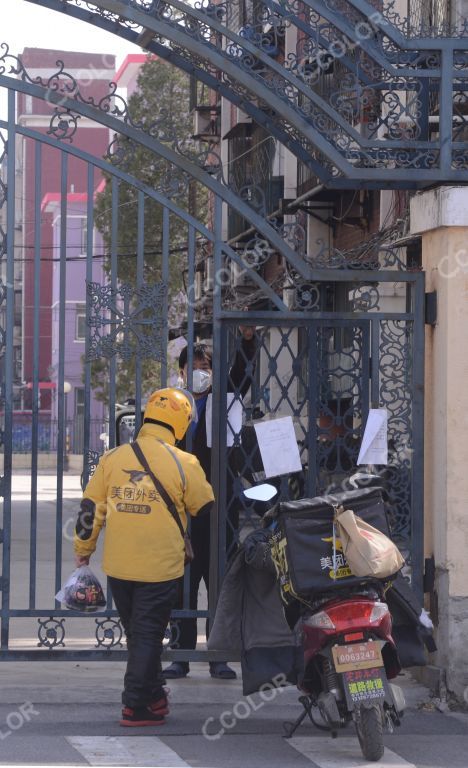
191,369,212,394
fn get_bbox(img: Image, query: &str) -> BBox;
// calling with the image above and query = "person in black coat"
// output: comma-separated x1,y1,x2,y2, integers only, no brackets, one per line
164,326,257,680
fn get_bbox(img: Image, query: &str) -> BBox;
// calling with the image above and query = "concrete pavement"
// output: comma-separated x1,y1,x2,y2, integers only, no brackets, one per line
2,473,467,767
0,661,467,767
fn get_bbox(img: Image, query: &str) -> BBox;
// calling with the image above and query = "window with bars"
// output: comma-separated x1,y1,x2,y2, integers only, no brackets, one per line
227,125,282,240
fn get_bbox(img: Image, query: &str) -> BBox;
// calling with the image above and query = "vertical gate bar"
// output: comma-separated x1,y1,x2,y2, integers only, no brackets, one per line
182,223,196,613
217,326,228,582
105,179,119,612
439,47,453,174
370,317,380,410
209,197,223,616
306,323,318,498
82,164,94,490
29,140,42,609
185,223,195,453
411,274,425,600
361,321,371,439
134,190,145,435
160,207,169,388
55,152,68,599
108,177,119,450
187,224,196,365
1,90,17,649
417,78,430,143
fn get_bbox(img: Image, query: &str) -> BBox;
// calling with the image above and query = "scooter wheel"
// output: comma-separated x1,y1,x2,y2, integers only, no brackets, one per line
354,703,384,762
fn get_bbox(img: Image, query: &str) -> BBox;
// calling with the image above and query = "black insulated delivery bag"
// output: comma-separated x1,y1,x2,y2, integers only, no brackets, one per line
270,487,394,602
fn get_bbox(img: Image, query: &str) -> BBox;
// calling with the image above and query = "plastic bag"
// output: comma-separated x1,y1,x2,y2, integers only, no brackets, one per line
56,565,106,612
335,506,405,579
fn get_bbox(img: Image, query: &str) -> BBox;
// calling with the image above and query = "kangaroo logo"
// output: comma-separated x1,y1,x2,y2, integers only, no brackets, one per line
123,469,150,486
321,536,344,552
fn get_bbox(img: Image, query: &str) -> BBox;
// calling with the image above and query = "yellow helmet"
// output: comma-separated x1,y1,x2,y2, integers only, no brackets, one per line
143,388,195,441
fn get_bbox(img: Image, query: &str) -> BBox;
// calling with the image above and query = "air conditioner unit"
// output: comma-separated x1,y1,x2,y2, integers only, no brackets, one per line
236,108,252,125
192,106,220,141
231,260,257,289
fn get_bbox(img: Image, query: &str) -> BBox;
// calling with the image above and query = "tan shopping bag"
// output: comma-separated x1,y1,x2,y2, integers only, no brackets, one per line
334,506,405,579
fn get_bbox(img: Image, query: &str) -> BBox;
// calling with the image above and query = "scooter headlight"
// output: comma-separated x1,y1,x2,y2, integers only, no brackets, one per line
370,602,390,622
303,611,335,630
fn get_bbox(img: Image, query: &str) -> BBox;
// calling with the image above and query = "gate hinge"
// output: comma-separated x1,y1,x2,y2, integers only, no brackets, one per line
425,291,437,325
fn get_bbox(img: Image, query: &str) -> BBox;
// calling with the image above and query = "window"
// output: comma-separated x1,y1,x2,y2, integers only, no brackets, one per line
75,304,86,341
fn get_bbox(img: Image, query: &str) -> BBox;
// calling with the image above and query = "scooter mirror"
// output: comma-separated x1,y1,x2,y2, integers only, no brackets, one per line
243,484,278,502
349,471,383,490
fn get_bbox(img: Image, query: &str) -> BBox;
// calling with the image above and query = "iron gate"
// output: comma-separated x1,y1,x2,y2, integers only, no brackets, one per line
26,0,468,188
0,31,426,659
214,273,425,602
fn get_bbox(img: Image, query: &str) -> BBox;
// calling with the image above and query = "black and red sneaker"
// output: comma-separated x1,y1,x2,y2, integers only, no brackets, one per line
150,695,169,716
120,706,166,727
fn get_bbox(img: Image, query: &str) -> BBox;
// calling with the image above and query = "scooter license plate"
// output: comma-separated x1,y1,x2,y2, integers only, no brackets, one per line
332,641,383,672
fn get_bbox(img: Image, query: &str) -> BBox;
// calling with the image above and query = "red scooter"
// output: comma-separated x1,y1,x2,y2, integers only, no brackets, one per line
244,482,405,763
288,581,405,761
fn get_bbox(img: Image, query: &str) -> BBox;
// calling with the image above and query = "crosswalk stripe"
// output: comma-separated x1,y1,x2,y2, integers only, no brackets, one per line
288,736,416,768
66,736,191,767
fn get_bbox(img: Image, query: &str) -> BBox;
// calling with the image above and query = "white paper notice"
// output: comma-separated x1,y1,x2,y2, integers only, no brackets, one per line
205,393,243,448
357,408,388,465
254,416,302,479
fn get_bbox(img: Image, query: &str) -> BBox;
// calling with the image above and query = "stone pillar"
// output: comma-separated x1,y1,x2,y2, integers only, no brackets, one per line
410,186,468,702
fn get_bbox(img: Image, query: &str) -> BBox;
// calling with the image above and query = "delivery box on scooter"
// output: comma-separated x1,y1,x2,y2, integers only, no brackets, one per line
270,487,394,601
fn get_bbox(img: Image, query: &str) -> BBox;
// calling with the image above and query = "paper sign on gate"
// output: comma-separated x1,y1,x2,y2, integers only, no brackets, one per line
254,416,302,478
357,408,388,465
205,393,243,448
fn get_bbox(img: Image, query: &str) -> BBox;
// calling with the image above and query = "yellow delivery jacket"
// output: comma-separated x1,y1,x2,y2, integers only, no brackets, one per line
73,422,214,582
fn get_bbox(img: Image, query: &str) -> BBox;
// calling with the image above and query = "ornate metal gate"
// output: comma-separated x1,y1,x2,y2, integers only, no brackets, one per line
1,0,462,660
0,47,340,659
26,0,468,187
215,271,425,596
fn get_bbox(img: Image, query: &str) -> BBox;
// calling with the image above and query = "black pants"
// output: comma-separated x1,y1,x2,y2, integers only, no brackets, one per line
171,514,210,650
109,576,179,707
171,507,239,652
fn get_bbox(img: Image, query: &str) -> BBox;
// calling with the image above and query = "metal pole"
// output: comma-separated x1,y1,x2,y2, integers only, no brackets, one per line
82,163,95,489
209,197,223,625
29,140,42,609
1,90,17,649
55,153,68,600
